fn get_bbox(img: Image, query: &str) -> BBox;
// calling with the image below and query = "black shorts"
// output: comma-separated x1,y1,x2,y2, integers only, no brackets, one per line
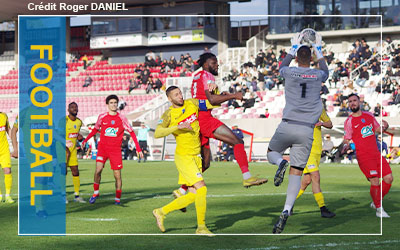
139,141,148,152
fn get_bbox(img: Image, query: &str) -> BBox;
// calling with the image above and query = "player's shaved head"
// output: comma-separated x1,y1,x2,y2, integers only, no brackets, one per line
296,46,312,65
166,86,179,97
166,86,184,107
106,94,119,104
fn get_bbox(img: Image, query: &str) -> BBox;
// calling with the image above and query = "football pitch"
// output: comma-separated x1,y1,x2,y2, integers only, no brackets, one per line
1,159,399,249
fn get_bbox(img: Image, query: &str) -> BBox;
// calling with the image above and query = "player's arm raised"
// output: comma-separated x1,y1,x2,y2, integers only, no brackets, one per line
312,33,329,80
204,89,242,106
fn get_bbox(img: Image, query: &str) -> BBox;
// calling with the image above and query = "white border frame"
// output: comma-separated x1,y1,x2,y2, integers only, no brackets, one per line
17,13,384,236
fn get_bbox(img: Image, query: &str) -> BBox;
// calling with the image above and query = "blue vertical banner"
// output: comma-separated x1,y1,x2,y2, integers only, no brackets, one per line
19,17,66,235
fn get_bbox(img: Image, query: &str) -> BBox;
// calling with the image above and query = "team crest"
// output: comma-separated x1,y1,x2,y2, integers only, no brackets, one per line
111,120,115,125
361,124,373,138
361,119,365,123
74,125,76,129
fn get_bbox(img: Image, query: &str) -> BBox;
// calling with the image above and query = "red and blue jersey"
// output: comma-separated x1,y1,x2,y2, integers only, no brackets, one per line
344,111,380,158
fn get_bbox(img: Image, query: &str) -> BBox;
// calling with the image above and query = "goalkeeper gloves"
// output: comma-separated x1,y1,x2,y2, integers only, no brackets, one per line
288,33,303,57
312,33,324,60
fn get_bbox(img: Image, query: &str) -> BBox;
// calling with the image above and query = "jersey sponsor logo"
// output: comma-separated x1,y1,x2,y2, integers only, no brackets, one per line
0,126,5,132
105,127,119,137
370,170,378,175
178,113,197,125
68,133,78,138
301,74,317,79
361,124,374,138
307,164,316,169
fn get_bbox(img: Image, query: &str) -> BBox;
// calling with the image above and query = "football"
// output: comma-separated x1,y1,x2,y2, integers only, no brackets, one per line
300,28,317,45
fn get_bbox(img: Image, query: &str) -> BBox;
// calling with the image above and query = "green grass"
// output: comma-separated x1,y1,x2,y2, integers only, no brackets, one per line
1,159,400,249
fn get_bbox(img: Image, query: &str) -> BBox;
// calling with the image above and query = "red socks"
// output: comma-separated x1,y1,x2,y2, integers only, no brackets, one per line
180,185,188,191
93,183,100,196
233,144,249,174
382,181,392,198
115,190,122,202
370,185,381,209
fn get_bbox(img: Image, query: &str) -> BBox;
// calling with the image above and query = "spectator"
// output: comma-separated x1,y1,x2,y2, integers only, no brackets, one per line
370,61,380,75
367,80,376,95
121,135,130,160
373,103,381,117
242,92,256,111
232,125,244,140
377,135,388,156
82,54,88,69
355,66,369,87
128,137,136,160
260,108,270,118
128,77,140,93
141,69,150,86
348,48,360,62
322,134,334,155
83,74,93,87
154,77,163,92
279,48,287,61
137,122,151,163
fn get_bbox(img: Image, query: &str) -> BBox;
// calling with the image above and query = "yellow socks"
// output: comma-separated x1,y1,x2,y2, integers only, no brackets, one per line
296,189,305,199
314,192,325,208
162,191,196,215
195,186,207,226
72,176,80,196
4,174,12,196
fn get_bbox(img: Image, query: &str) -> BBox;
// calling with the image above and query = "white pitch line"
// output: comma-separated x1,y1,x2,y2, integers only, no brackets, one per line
217,239,400,250
71,218,118,222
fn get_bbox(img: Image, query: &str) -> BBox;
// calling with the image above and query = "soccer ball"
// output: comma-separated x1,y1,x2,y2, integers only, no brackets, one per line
300,28,317,45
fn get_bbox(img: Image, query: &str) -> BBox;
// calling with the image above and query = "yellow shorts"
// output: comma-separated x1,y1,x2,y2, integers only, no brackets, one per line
303,153,321,174
0,151,11,169
175,154,203,186
67,147,78,166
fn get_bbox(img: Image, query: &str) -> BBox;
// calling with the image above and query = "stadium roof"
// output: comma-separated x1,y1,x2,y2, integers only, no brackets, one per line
0,0,239,22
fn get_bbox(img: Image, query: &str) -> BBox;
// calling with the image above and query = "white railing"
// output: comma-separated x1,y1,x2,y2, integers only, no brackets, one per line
246,27,271,61
350,41,397,80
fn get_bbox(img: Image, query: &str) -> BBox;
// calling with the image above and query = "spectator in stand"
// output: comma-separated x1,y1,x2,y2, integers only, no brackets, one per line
83,73,93,87
381,107,388,117
141,69,150,86
355,66,369,87
155,56,162,66
325,51,335,65
255,50,266,68
342,85,353,98
386,66,394,76
154,77,163,92
242,92,256,112
232,125,244,141
367,80,376,95
370,61,380,75
374,103,381,117
337,101,350,117
260,108,270,118
167,56,177,72
121,135,130,160
330,66,341,88
359,95,371,111
160,59,168,73
128,137,136,160
82,54,88,70
146,77,154,94
348,48,360,63
353,39,362,53
389,84,400,105
377,135,388,156
361,47,372,61
320,82,329,109
279,48,287,61
145,56,157,67
322,134,334,158
250,77,258,92
129,76,141,93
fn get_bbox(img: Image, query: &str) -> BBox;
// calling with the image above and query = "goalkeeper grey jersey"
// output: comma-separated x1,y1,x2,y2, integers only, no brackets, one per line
279,56,329,124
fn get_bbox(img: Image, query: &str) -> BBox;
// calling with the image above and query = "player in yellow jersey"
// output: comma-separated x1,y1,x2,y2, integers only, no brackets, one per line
294,107,335,218
0,112,15,203
152,86,214,236
66,102,86,203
